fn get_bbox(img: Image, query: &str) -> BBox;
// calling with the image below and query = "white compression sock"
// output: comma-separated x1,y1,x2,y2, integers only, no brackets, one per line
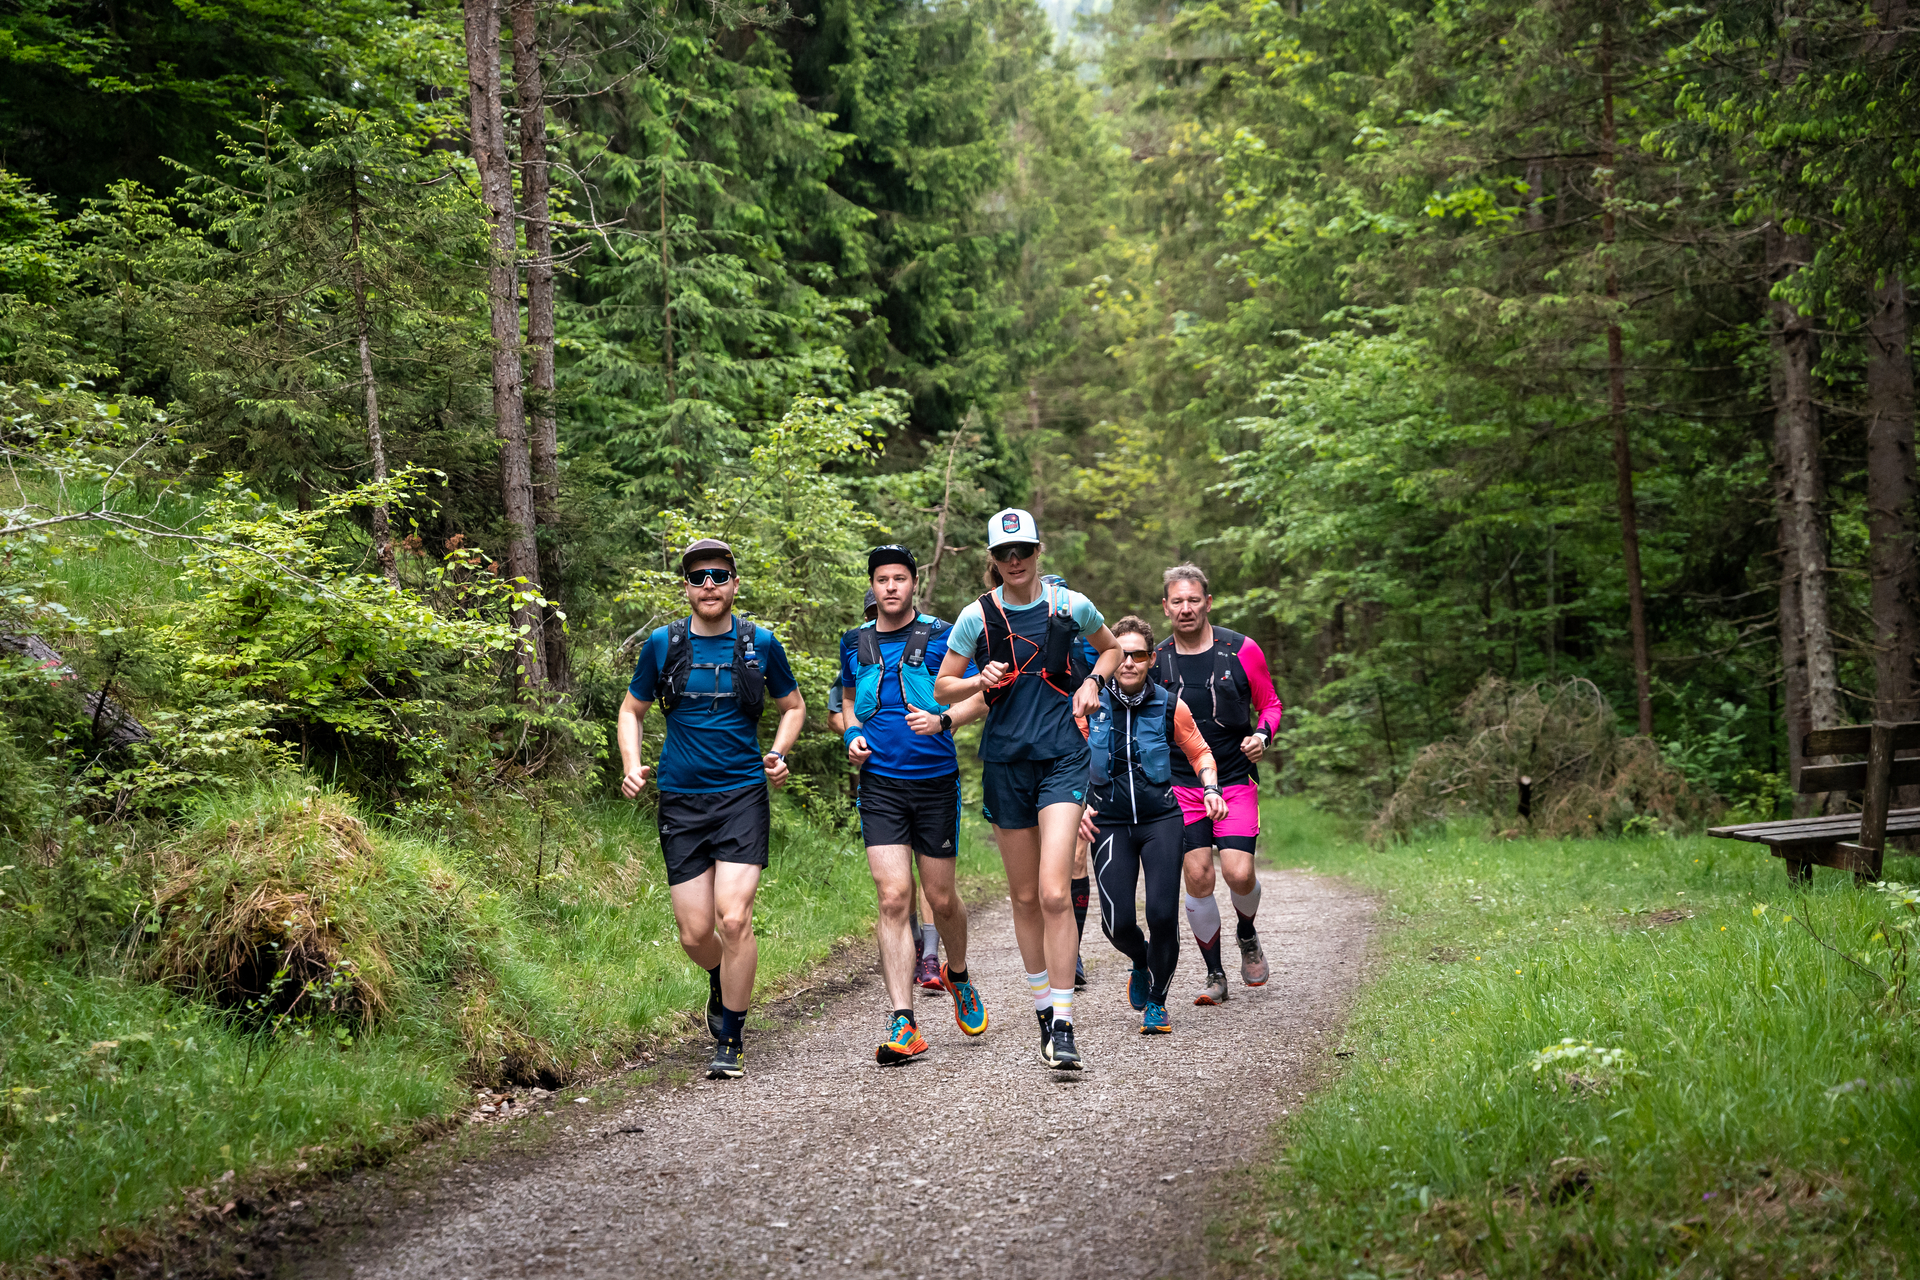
1027,971,1052,1014
1230,877,1262,925
1184,891,1222,946
922,923,940,958
1050,987,1074,1025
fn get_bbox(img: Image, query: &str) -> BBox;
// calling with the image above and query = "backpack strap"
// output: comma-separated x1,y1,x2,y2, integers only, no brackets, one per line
658,617,693,712
732,618,766,720
854,619,883,668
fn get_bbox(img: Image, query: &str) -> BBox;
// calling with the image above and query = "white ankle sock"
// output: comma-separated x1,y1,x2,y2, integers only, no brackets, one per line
1050,987,1074,1024
1027,970,1052,1014
1184,891,1222,947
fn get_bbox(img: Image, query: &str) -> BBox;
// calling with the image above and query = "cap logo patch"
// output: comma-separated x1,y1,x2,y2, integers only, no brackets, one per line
1001,512,1021,533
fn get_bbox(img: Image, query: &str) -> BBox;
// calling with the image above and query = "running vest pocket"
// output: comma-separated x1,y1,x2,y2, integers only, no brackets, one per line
1088,685,1175,786
852,616,949,721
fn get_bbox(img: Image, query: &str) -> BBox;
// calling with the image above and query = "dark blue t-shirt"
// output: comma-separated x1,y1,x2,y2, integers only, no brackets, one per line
950,587,1104,763
629,617,799,794
838,620,976,781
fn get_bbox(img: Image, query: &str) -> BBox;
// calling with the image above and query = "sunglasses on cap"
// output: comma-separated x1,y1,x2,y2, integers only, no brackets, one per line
684,567,736,586
990,542,1038,563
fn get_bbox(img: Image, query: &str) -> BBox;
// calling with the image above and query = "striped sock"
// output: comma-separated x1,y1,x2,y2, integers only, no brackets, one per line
1027,970,1052,1014
1050,987,1074,1025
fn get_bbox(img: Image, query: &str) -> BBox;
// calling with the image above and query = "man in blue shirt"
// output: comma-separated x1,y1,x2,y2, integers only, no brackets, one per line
619,538,805,1080
841,544,991,1064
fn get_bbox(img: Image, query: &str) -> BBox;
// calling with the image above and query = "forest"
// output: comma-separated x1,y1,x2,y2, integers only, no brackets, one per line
2,0,1919,1266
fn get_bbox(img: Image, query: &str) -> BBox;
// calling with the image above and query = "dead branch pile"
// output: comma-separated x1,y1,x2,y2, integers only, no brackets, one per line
1371,677,1716,840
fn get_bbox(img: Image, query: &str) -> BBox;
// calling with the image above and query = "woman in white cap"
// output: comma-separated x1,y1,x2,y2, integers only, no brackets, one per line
936,509,1119,1069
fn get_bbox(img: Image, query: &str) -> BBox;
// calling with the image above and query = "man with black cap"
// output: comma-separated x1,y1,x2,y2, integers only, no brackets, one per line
840,543,992,1064
618,538,805,1080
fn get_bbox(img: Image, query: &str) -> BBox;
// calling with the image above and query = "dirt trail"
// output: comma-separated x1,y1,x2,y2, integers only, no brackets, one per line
298,868,1372,1280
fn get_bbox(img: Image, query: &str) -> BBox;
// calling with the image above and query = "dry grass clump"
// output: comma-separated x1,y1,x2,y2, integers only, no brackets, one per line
1373,677,1716,841
147,787,470,1024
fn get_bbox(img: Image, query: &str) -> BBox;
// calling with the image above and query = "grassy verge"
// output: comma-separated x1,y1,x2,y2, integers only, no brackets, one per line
1220,797,1920,1277
0,778,1007,1265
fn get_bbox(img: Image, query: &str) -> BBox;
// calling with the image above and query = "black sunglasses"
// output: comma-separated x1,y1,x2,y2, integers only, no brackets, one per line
684,567,736,586
990,542,1038,563
1118,648,1151,663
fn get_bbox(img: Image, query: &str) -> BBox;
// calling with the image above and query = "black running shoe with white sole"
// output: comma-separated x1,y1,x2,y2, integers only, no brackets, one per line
707,1040,745,1080
1048,1019,1082,1070
1036,1007,1054,1065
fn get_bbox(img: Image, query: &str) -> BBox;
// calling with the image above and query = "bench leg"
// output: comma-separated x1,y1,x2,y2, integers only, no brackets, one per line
1786,858,1813,885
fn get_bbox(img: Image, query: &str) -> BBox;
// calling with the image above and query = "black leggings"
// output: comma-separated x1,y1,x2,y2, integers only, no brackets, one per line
1090,812,1184,1004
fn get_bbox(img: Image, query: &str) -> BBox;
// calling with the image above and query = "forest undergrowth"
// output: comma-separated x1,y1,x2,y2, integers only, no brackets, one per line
1220,799,1920,1278
0,781,958,1264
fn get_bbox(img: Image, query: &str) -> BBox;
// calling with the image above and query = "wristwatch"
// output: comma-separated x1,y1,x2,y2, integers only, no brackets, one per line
939,712,954,733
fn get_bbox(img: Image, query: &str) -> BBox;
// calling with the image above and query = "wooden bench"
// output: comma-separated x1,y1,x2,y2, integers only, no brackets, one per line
1708,720,1920,883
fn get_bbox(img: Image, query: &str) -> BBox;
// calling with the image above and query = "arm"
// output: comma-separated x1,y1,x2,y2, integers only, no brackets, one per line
1173,700,1228,821
1073,625,1121,717
617,693,652,797
935,643,1006,705
763,689,806,787
906,691,988,735
842,686,873,766
1236,635,1284,763
827,685,847,737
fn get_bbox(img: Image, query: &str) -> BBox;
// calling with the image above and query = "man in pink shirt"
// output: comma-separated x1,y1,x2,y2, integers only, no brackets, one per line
1154,563,1285,1005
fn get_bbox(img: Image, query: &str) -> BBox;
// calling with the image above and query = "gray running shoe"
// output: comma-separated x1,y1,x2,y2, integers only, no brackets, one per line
1194,970,1230,1006
1239,933,1270,987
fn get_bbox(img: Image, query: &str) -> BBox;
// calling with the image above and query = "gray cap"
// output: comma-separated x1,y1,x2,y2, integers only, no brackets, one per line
680,538,735,571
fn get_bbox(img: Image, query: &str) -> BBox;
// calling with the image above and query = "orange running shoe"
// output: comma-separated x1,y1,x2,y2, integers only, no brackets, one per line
875,1013,928,1065
941,963,990,1036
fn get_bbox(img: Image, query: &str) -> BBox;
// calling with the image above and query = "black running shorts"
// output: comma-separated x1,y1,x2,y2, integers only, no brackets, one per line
980,746,1092,830
657,784,771,886
858,770,962,859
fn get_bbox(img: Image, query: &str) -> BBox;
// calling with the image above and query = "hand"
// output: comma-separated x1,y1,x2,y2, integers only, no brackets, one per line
903,704,944,736
846,735,872,766
1079,807,1099,845
764,752,791,788
1071,677,1101,719
976,659,1010,693
1204,789,1229,822
1240,732,1267,763
620,763,650,798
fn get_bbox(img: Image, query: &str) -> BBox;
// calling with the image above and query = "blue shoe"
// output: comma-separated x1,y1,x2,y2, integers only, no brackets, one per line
1128,965,1149,1012
1141,1001,1171,1035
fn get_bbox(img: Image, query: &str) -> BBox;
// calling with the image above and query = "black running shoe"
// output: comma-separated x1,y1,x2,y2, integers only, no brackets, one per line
1036,1007,1054,1065
707,1039,745,1080
1048,1019,1082,1070
705,985,725,1040
1074,954,1088,989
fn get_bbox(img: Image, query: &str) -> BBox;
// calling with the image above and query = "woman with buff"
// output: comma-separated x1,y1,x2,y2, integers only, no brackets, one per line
1076,616,1227,1033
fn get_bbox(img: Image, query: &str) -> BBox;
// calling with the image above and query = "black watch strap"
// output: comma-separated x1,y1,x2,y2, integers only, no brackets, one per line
940,712,954,732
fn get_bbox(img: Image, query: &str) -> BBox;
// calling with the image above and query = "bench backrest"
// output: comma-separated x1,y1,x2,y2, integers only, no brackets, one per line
1798,722,1920,794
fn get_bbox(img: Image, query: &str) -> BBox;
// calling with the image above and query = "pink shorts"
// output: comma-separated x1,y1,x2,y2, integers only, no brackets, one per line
1173,781,1260,851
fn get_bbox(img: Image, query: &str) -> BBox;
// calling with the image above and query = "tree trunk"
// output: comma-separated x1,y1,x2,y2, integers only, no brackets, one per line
1600,25,1654,735
464,0,545,692
1772,332,1814,808
513,0,566,690
1866,271,1920,799
1770,223,1839,809
345,159,398,587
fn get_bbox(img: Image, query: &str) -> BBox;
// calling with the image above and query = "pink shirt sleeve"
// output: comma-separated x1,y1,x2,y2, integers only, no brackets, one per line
1235,636,1283,739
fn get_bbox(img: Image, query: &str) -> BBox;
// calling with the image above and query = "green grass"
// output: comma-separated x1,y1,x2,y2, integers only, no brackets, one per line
0,781,1005,1265
1220,797,1920,1278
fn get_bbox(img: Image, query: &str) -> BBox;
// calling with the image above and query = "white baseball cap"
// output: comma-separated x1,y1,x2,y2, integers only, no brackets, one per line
987,508,1040,549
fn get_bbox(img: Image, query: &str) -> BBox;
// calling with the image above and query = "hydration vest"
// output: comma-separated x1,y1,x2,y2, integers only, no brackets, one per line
851,615,951,721
657,616,766,720
974,581,1080,707
1087,683,1176,787
1152,626,1253,732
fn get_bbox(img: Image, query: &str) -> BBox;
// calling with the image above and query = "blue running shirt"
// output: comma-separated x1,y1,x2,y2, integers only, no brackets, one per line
629,618,799,794
838,621,976,780
948,587,1104,763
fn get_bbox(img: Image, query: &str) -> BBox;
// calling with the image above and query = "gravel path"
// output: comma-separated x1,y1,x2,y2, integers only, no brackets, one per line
299,868,1372,1280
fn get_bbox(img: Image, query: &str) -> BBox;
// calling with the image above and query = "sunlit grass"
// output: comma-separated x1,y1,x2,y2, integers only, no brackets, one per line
1221,797,1920,1277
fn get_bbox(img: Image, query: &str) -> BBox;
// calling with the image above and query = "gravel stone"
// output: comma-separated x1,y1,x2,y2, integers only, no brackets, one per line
298,868,1372,1279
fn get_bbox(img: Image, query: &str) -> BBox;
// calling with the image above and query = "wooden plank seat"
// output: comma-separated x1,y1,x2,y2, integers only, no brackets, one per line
1706,721,1917,883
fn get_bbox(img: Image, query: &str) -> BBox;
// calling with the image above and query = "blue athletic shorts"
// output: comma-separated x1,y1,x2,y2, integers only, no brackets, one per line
980,747,1092,830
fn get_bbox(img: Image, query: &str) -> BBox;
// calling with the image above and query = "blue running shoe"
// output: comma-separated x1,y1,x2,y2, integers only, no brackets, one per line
941,963,989,1036
1128,965,1149,1012
1140,1001,1171,1035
